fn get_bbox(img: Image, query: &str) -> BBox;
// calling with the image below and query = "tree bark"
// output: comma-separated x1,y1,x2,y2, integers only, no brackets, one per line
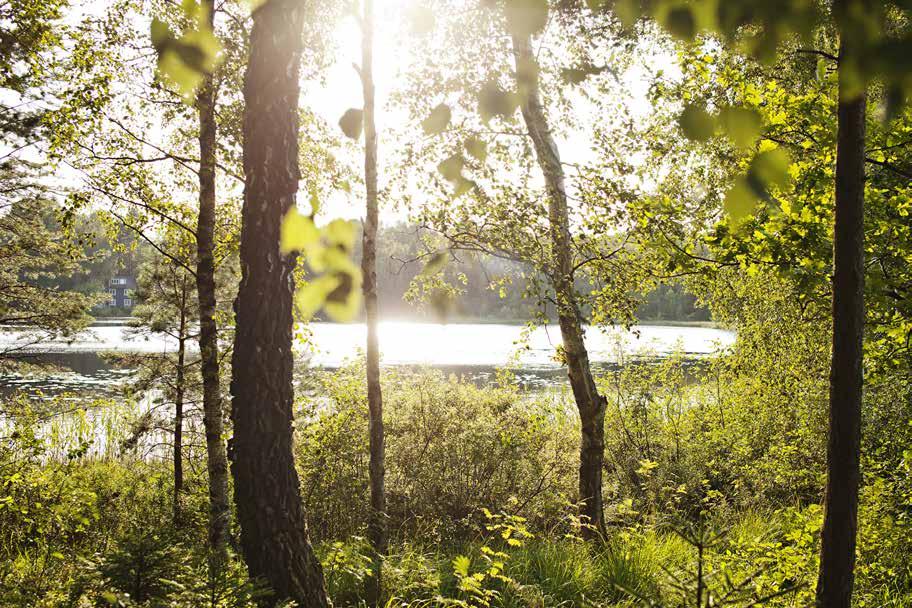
173,302,186,525
360,0,386,604
230,1,329,606
195,0,231,577
816,21,866,608
511,33,606,539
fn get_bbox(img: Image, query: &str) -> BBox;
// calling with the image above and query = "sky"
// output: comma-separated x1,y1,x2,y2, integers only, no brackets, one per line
3,0,675,228
301,2,671,223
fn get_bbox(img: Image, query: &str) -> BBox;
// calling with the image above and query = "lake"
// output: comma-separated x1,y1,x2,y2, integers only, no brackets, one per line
0,321,735,396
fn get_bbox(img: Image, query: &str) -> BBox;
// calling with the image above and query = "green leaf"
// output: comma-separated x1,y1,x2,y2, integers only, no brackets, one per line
504,0,549,37
295,275,341,320
310,232,354,273
323,218,357,253
180,28,221,73
453,176,476,198
280,209,319,254
421,251,450,276
664,6,695,40
816,57,828,82
723,177,757,222
718,106,762,148
338,108,364,140
150,18,172,49
157,49,205,98
243,0,268,12
308,183,321,216
150,14,222,101
324,269,363,322
100,592,119,605
464,136,487,162
560,64,607,85
453,555,471,577
478,80,518,122
838,59,866,100
750,148,791,191
678,104,715,141
437,154,465,182
181,0,200,21
421,103,451,134
613,0,640,27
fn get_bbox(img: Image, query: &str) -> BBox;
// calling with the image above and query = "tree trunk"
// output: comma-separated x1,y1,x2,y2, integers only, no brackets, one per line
173,306,186,525
195,0,231,577
511,33,606,539
360,0,386,604
816,23,866,608
230,1,329,606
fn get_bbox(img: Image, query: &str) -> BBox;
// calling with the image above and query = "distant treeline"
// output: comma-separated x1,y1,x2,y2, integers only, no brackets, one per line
44,212,707,324
358,223,710,324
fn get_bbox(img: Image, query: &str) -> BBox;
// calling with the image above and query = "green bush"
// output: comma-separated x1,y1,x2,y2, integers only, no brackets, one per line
296,365,578,545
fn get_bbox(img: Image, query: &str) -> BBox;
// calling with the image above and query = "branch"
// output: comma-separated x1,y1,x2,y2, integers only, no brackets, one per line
107,209,198,278
795,48,837,62
865,157,912,180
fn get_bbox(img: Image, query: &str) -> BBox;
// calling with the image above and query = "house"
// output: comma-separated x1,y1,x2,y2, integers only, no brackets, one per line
107,275,136,309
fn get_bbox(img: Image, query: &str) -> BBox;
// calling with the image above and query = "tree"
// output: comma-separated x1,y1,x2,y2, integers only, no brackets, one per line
817,3,867,605
130,245,198,523
397,0,648,538
1,0,68,143
194,0,232,580
48,0,240,586
0,173,94,353
509,26,607,539
229,0,329,605
358,0,388,602
603,0,912,602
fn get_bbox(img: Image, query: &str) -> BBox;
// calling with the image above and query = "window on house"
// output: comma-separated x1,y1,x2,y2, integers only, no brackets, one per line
111,278,127,286
123,298,132,307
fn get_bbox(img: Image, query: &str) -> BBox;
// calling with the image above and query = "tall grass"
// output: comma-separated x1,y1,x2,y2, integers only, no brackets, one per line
322,530,690,608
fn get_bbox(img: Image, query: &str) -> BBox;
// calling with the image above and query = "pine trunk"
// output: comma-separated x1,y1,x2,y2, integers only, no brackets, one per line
816,25,866,608
195,0,231,576
511,33,606,539
360,0,387,605
173,305,186,524
230,1,329,606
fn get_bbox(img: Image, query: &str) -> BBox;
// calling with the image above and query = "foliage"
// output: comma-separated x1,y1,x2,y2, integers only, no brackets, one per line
0,182,95,347
2,0,912,607
296,364,577,544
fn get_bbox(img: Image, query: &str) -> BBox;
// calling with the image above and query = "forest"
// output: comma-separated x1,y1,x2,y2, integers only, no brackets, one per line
0,0,910,607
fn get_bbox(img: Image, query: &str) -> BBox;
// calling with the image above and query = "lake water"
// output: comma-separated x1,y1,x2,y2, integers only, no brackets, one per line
0,321,735,396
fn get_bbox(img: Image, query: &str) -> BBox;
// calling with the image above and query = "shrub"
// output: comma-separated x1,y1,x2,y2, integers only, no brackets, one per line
296,365,578,545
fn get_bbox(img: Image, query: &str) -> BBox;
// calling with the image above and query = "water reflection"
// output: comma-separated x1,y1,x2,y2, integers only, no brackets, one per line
0,321,734,397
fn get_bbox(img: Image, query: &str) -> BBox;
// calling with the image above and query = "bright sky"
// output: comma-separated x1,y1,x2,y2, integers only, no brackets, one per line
302,3,670,223
301,8,411,222
3,1,674,229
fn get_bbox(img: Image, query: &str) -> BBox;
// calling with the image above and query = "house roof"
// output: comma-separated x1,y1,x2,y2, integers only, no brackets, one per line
109,275,137,288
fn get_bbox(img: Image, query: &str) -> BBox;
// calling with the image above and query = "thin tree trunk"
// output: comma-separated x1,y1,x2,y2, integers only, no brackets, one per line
511,33,606,539
173,303,187,524
195,0,231,577
816,21,866,608
360,0,386,603
230,1,328,606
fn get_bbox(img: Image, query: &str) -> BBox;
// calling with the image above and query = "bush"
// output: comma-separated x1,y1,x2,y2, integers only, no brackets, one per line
296,365,578,545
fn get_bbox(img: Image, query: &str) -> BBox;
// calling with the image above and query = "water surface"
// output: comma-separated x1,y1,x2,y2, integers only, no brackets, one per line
0,321,734,396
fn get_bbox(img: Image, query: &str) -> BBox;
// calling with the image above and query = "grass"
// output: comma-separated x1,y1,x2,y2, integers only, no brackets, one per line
322,530,692,608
